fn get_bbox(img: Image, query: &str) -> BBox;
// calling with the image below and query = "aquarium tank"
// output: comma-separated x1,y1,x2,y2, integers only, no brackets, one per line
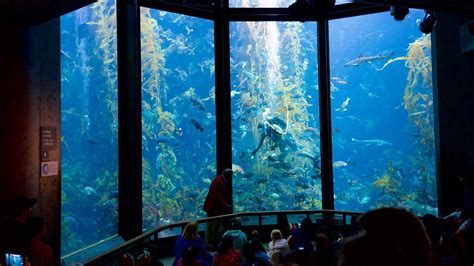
61,0,437,255
140,8,216,230
61,0,118,255
230,20,322,211
329,10,437,214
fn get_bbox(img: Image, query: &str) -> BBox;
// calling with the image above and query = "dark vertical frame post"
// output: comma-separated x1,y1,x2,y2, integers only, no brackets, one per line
317,19,334,210
214,0,233,210
117,0,142,239
432,12,466,216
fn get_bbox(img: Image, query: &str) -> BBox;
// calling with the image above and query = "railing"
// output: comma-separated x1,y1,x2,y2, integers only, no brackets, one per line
81,209,361,265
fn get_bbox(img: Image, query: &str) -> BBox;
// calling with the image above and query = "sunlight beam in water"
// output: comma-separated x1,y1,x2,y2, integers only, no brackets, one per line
258,0,282,112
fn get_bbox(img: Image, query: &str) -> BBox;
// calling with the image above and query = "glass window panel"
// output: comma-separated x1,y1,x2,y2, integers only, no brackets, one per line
329,10,437,215
162,0,213,8
198,223,207,232
261,215,277,225
230,22,320,213
140,8,216,231
311,213,324,222
240,216,259,226
335,0,352,4
158,227,182,238
287,214,308,224
230,0,296,8
60,0,118,255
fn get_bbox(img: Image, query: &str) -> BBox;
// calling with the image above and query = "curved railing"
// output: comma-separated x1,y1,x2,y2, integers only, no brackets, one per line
80,209,361,265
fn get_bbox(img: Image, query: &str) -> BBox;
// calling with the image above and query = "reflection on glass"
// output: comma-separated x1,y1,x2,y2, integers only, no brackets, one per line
335,0,352,4
60,0,118,255
140,8,215,230
230,21,320,212
329,11,437,215
230,0,295,8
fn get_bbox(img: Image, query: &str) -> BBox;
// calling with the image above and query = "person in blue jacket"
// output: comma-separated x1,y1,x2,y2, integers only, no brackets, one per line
173,221,213,266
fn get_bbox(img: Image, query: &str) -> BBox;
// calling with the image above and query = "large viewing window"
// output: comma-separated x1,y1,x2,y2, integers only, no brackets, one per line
230,21,321,212
140,8,216,230
59,1,441,256
60,0,118,255
230,0,296,8
329,10,437,214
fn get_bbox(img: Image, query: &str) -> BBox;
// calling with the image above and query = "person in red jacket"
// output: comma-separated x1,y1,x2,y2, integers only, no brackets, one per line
203,168,233,249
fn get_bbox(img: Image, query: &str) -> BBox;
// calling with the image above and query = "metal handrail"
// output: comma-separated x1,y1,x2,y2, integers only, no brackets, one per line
82,209,361,265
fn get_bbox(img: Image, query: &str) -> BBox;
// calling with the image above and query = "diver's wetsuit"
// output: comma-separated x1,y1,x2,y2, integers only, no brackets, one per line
251,117,287,156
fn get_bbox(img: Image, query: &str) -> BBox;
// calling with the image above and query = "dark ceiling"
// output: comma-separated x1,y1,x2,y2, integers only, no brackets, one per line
1,0,472,25
0,0,96,25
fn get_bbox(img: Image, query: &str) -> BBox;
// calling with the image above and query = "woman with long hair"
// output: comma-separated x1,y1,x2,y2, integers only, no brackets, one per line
173,221,213,266
267,229,290,266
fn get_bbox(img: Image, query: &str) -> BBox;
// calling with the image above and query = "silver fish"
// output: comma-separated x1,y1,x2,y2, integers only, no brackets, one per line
351,138,392,146
344,51,394,67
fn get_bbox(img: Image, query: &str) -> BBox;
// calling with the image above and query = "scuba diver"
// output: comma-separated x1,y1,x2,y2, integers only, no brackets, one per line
251,117,288,156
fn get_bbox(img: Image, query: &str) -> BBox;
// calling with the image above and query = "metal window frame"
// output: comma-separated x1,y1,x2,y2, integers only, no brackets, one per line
117,0,439,238
117,0,143,240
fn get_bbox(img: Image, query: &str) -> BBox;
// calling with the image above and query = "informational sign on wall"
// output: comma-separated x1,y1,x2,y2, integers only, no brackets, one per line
40,127,57,159
41,161,59,177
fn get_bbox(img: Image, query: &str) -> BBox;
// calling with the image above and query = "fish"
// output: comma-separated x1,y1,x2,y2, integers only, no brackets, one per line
336,200,349,205
83,186,97,196
269,193,280,199
203,178,212,184
333,161,349,168
230,90,241,98
190,118,204,132
336,115,360,122
232,164,245,174
335,97,350,112
86,138,97,144
344,51,394,67
185,26,193,35
409,111,427,116
305,127,320,136
367,92,378,98
351,138,392,146
60,50,74,63
331,76,347,85
190,97,206,111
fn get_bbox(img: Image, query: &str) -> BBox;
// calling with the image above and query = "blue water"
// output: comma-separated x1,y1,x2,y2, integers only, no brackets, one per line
60,0,118,255
60,0,436,255
141,8,216,229
329,11,436,213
